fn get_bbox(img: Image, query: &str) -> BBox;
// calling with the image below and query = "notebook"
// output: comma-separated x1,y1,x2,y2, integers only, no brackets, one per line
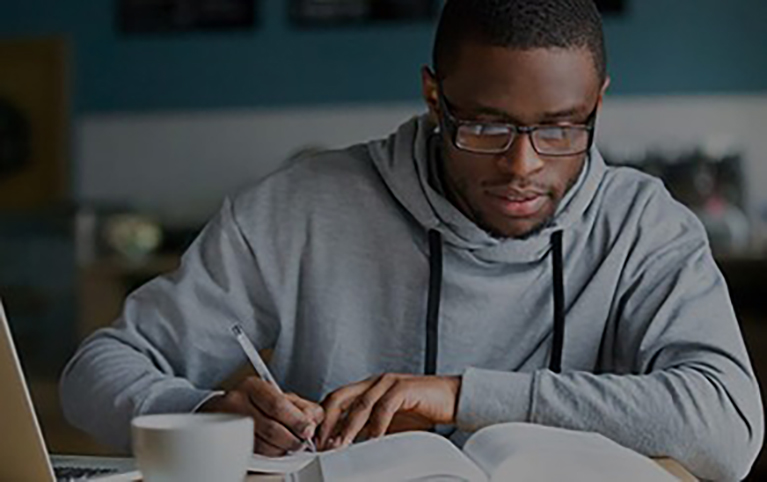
249,422,679,482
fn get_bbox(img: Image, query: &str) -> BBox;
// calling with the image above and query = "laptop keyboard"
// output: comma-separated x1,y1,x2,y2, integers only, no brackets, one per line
54,465,119,481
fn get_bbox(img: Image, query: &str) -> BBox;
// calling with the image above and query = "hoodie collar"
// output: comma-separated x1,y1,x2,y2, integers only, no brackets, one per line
368,114,606,263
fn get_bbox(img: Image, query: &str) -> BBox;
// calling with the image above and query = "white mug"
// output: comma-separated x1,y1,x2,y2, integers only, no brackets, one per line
131,413,254,482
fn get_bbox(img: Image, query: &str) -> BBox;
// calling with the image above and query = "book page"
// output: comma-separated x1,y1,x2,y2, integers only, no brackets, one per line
294,431,488,482
249,451,317,474
462,423,677,482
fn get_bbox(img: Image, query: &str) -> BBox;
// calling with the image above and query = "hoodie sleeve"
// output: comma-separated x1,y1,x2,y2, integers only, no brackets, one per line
59,197,279,452
456,186,764,481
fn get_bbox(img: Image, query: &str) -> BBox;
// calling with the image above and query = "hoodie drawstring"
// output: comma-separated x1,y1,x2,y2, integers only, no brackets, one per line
549,230,565,373
425,229,443,376
424,229,566,375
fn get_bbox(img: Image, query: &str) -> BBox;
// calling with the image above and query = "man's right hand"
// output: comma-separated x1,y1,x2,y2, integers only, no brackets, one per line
197,377,324,456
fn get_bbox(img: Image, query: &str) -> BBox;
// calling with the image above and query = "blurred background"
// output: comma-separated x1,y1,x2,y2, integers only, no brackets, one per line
1,0,767,478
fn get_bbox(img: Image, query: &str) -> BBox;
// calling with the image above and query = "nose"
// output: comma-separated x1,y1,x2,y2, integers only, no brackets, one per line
496,133,545,178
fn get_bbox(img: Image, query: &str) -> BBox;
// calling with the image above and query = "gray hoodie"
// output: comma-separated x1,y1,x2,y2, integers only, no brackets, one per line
61,115,763,480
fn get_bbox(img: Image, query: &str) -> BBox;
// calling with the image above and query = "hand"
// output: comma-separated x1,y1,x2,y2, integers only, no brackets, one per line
198,377,324,456
316,374,461,451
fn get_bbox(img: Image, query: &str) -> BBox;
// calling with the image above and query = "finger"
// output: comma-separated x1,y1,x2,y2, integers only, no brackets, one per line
318,379,375,450
213,389,278,451
221,391,289,456
243,378,315,440
285,394,324,445
254,432,288,457
220,389,258,417
355,424,372,443
251,405,305,453
286,394,325,427
335,375,400,448
366,386,406,439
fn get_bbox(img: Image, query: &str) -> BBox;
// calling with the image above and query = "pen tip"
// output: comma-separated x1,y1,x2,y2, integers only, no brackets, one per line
231,324,242,336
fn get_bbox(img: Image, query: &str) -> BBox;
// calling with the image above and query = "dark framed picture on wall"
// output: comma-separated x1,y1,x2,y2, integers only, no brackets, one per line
118,0,258,34
290,0,438,26
595,0,626,14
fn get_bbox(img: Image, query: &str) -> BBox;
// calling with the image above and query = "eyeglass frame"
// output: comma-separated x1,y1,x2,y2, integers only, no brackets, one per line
437,84,599,157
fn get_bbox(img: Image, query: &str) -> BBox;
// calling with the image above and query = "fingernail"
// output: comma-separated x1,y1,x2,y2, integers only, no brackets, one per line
302,424,316,439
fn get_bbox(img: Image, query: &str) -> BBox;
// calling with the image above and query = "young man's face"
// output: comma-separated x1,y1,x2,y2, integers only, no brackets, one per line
423,43,608,239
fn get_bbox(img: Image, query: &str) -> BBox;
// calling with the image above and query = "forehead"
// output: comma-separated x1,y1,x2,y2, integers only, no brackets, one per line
441,43,601,119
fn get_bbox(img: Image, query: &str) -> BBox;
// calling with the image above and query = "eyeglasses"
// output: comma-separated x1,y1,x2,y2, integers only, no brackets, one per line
438,89,598,157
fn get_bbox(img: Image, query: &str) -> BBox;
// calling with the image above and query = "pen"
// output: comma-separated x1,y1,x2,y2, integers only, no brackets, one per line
231,324,318,453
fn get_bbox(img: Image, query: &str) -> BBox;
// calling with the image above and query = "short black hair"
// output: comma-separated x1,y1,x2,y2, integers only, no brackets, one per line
433,0,606,81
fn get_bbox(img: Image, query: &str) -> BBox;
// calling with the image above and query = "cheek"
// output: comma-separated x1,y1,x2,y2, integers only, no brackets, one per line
550,159,586,197
445,151,490,188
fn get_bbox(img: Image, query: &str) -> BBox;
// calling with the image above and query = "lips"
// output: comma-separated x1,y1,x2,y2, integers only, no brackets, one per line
486,189,548,218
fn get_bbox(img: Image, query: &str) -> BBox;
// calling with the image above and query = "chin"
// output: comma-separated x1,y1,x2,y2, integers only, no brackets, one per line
485,215,554,240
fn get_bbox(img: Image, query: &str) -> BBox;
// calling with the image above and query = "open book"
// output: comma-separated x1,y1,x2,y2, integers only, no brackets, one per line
249,423,679,482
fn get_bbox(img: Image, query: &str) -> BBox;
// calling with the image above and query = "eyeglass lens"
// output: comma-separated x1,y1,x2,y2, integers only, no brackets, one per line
455,124,590,155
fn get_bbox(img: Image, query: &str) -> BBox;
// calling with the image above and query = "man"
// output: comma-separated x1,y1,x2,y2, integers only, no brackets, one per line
61,0,763,479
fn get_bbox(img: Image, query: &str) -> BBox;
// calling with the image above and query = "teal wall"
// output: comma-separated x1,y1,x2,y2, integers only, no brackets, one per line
1,0,766,113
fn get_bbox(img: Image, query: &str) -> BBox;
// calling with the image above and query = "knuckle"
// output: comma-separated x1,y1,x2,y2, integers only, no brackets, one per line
312,406,326,423
390,380,410,397
228,390,246,405
370,399,394,420
258,420,280,441
379,400,399,417
354,395,377,413
367,415,387,434
378,393,403,416
380,373,400,384
369,416,386,431
243,376,262,391
261,396,282,415
324,391,344,408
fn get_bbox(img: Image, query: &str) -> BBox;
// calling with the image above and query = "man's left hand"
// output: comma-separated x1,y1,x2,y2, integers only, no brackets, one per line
316,374,461,451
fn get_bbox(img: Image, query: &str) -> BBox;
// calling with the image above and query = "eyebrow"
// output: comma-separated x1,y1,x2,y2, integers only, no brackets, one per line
458,102,591,124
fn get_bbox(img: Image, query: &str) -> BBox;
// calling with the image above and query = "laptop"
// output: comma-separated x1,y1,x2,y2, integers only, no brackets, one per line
0,299,136,481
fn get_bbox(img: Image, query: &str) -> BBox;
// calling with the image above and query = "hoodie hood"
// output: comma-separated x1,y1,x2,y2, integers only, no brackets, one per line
368,114,607,263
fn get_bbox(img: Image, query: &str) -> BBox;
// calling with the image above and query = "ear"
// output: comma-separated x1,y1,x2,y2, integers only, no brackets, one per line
596,76,611,109
421,66,441,125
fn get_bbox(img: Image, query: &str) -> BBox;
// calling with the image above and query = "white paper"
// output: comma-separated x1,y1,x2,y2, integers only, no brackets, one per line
248,451,318,474
314,432,486,482
462,423,678,482
91,453,317,480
